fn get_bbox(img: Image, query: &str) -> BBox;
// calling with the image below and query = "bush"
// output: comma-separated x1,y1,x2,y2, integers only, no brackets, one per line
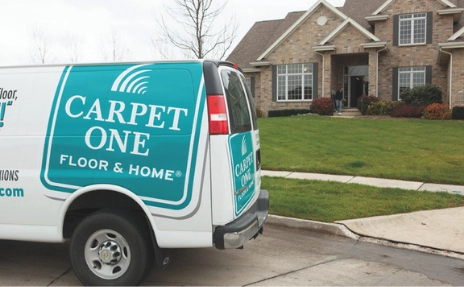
357,95,379,115
309,97,334,116
366,101,404,116
391,105,425,118
422,104,451,120
400,84,443,106
256,108,264,118
452,106,464,120
268,109,311,117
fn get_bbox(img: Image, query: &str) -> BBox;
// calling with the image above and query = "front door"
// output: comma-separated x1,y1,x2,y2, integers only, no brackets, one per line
349,76,364,107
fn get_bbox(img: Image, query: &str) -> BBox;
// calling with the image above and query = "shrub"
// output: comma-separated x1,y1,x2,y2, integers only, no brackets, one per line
309,97,335,116
256,108,264,118
400,84,443,106
423,104,451,120
357,95,379,115
391,105,425,118
452,106,464,120
268,109,311,117
366,101,404,116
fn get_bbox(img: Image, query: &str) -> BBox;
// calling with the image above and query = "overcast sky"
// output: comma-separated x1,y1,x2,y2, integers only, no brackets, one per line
0,0,345,66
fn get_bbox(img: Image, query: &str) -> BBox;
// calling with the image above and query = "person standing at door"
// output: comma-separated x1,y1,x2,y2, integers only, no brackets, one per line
335,86,344,115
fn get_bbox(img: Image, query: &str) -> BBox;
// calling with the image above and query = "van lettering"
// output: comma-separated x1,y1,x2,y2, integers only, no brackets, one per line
129,164,174,181
128,103,148,125
59,154,109,171
0,88,17,100
0,187,24,197
235,152,254,177
167,107,188,131
106,100,126,123
65,95,188,131
0,170,19,181
84,127,150,156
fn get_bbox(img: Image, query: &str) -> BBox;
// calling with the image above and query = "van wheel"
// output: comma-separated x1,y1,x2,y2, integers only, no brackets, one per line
70,210,154,286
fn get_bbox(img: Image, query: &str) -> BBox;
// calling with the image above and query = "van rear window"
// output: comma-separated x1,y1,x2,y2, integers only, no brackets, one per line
220,70,252,134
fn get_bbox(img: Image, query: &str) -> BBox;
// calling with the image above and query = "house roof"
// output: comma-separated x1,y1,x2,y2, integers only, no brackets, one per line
227,0,464,69
337,0,385,30
227,11,304,70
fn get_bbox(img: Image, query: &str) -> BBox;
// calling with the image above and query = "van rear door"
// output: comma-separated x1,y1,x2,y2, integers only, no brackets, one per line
205,61,268,249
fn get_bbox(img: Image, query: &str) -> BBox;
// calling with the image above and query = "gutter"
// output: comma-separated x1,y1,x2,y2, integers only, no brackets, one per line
439,48,453,109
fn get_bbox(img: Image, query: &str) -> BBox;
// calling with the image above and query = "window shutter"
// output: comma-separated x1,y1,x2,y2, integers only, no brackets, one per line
250,77,256,98
426,66,432,84
426,12,433,44
393,15,399,46
392,67,399,101
313,62,319,99
272,65,277,102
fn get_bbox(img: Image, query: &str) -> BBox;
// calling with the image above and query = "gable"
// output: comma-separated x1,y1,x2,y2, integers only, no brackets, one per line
372,0,456,15
319,18,381,46
257,0,348,61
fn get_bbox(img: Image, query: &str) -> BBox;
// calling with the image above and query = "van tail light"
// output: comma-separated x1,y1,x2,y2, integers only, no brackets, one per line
207,95,229,135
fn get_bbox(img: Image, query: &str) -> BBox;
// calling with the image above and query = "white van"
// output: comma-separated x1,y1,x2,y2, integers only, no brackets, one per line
0,60,268,286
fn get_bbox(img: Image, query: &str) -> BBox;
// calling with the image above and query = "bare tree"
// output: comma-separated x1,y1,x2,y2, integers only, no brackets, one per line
100,28,131,62
64,31,81,63
154,0,237,60
29,25,54,64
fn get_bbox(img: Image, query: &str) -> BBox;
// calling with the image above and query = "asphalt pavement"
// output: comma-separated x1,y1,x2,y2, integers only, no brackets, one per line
262,170,464,258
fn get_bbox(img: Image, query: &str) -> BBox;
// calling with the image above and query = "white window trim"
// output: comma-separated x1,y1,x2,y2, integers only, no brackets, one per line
398,67,426,99
276,63,313,102
399,13,427,46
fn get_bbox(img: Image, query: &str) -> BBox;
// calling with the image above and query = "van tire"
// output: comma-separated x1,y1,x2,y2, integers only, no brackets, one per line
69,209,154,286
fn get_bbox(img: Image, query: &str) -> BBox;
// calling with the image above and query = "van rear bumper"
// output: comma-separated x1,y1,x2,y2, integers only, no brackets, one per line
214,190,269,249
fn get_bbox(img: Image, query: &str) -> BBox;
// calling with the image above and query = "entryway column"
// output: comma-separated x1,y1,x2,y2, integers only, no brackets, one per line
368,51,377,97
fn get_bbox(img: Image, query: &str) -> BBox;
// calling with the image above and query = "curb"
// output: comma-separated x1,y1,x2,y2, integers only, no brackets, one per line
266,215,464,260
266,214,358,239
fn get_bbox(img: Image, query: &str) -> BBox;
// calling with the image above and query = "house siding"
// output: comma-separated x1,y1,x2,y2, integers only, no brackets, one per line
452,49,464,106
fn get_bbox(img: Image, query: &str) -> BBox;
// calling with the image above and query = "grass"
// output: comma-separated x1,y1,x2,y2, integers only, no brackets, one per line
262,177,464,222
259,115,464,185
258,115,464,222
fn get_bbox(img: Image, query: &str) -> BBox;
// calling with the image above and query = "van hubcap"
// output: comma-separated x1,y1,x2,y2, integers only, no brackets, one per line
84,229,131,279
98,240,122,264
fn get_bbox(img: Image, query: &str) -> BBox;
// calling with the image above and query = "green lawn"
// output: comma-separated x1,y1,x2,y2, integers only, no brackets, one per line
258,115,464,222
259,115,464,185
262,177,464,222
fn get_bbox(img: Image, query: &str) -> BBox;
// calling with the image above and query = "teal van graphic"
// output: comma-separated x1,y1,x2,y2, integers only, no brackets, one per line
41,63,206,211
229,132,256,216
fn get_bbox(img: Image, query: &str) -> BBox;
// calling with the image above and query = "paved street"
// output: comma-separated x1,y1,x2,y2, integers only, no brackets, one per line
1,224,463,286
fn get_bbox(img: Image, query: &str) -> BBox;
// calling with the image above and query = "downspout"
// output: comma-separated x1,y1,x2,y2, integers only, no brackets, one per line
376,45,388,98
439,48,453,109
314,51,325,97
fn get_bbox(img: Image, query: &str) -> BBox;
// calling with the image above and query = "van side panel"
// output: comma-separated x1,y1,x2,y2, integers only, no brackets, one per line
40,63,208,218
0,67,65,236
0,62,212,243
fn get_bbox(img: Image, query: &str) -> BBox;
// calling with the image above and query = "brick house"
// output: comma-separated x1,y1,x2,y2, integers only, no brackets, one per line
227,0,464,116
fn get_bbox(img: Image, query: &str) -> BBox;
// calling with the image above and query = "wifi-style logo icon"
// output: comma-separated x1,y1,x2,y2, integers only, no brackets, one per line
111,64,152,94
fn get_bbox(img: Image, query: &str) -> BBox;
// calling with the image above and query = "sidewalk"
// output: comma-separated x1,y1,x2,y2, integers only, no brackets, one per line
262,170,464,258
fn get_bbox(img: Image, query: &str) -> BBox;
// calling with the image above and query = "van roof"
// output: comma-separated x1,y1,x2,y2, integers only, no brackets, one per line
0,59,237,70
